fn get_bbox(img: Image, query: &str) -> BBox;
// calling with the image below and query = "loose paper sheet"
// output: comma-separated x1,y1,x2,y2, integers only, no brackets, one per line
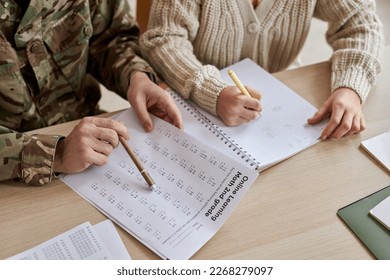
7,220,129,260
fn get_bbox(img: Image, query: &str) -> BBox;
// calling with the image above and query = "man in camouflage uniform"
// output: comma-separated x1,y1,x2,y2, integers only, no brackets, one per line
0,0,183,185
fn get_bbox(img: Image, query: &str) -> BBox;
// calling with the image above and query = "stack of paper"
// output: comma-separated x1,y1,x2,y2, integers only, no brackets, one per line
361,131,390,173
370,195,390,231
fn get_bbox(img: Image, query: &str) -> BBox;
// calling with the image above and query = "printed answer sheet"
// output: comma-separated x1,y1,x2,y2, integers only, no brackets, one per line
61,109,259,259
7,220,130,260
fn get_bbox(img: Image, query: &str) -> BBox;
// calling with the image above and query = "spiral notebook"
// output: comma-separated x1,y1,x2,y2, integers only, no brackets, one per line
170,58,327,171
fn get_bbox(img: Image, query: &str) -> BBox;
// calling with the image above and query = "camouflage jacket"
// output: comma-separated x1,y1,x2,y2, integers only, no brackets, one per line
0,0,156,185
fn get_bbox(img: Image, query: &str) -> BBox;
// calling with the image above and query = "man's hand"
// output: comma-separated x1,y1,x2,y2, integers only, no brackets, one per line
308,87,366,139
127,72,183,132
53,117,129,173
217,86,262,126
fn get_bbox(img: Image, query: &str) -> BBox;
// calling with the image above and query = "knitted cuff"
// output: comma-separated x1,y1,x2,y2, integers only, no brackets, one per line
331,67,373,103
190,65,229,116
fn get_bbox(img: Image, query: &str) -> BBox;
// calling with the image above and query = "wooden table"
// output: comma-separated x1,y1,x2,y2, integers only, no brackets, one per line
1,47,389,260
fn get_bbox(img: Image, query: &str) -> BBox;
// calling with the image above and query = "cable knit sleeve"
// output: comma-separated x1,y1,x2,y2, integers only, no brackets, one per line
140,0,227,115
315,0,384,103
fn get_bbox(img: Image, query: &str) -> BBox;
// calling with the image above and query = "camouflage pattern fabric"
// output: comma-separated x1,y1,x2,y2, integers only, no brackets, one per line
0,0,156,185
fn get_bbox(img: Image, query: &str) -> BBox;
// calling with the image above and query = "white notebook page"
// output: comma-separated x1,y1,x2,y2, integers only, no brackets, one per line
172,58,326,170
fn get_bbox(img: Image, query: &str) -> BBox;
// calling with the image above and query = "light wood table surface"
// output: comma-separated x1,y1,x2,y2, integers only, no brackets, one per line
1,47,389,260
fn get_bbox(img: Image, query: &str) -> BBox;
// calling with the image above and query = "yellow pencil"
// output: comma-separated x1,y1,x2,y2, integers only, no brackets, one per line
119,136,156,189
228,69,251,97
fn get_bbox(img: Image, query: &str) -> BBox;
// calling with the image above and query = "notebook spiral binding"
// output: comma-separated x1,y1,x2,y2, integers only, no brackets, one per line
169,89,260,170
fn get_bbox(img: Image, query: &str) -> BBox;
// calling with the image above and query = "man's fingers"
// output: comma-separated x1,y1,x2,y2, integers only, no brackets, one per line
90,117,129,139
89,137,114,157
134,105,154,132
89,127,119,147
164,102,184,129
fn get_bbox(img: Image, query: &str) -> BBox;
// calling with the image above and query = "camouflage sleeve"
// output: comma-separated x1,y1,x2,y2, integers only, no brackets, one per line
0,126,64,185
88,0,156,99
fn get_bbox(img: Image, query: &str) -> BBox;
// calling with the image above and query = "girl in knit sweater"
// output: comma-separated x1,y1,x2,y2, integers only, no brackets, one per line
140,0,384,139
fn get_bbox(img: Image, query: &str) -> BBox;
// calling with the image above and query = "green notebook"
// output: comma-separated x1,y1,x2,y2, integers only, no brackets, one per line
337,185,390,259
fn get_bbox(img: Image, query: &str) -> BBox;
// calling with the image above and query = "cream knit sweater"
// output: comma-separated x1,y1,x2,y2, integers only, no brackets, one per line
140,0,384,115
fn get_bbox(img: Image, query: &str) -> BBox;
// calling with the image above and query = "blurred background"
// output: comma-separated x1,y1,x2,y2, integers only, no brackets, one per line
99,0,389,112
